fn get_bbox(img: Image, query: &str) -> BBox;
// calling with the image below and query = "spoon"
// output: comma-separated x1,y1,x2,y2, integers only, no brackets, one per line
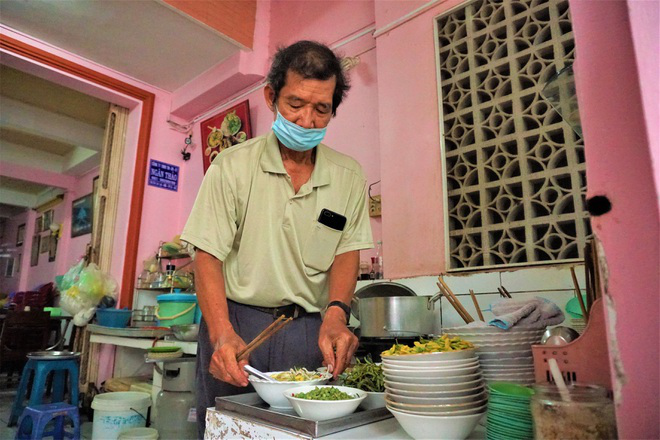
244,364,277,382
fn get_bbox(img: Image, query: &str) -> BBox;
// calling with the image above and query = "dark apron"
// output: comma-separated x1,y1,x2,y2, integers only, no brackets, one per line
196,300,323,439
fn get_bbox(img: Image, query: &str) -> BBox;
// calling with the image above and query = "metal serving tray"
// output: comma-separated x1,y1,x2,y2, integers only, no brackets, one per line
215,393,392,438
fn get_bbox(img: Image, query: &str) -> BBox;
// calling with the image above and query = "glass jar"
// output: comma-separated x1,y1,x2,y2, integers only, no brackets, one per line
531,384,617,440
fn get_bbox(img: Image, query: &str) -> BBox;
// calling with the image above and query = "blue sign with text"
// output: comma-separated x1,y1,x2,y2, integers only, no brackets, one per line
148,159,179,192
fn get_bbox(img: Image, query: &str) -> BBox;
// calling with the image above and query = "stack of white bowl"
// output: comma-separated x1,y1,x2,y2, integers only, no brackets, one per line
381,348,487,440
444,326,545,385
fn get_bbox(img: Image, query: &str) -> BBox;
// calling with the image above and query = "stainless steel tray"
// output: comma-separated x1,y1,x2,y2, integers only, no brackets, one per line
215,392,392,437
87,324,170,338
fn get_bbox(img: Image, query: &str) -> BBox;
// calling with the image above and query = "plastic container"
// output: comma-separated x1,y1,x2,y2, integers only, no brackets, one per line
91,391,152,440
117,427,159,440
531,384,617,440
156,294,197,328
97,308,132,328
155,390,196,440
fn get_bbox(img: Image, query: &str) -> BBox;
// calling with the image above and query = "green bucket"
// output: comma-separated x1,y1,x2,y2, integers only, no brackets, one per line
156,294,197,328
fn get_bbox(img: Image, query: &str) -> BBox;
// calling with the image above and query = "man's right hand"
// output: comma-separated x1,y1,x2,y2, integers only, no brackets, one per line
209,325,250,387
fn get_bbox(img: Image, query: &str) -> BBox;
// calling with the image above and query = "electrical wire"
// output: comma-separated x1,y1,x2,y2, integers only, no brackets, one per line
368,180,381,201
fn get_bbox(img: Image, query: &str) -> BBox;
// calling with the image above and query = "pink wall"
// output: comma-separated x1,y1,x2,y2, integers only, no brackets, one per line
627,0,660,196
374,0,464,278
569,1,659,438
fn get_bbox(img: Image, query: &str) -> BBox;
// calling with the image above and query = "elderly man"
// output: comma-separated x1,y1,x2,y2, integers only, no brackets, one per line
181,40,373,437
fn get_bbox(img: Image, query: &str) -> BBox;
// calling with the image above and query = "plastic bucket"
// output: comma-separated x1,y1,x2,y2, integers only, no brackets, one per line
97,308,132,328
194,304,202,324
117,427,159,440
92,391,151,440
156,294,196,328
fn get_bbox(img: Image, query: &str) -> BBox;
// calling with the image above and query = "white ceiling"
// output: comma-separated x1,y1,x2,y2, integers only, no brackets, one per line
0,0,243,91
0,0,244,219
0,65,106,217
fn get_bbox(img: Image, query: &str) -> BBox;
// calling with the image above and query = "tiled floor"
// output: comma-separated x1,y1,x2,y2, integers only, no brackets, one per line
0,380,19,439
0,376,93,439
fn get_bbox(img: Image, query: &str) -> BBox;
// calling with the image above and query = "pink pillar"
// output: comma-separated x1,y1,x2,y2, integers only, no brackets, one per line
569,1,659,438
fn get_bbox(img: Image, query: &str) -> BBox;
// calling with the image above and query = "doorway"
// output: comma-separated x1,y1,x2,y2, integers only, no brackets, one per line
0,34,155,307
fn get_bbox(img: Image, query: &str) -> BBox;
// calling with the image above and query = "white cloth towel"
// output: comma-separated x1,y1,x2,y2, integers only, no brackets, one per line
488,297,565,330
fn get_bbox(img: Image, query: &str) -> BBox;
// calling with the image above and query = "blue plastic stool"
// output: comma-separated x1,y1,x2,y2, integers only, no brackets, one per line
15,402,80,440
9,356,80,427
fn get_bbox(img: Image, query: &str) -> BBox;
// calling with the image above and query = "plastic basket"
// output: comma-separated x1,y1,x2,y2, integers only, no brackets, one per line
532,298,612,391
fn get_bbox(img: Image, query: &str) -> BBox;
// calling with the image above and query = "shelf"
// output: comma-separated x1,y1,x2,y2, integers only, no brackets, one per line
89,334,198,355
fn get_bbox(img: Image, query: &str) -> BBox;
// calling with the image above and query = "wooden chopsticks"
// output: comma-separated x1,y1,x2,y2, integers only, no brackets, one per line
469,289,485,321
497,286,512,298
437,277,474,323
570,266,589,322
236,315,293,362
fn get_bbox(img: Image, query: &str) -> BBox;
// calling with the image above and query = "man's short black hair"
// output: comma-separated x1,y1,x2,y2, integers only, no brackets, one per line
267,40,350,116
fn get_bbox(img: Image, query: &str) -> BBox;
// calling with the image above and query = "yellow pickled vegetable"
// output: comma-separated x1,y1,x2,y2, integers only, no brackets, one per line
381,334,474,357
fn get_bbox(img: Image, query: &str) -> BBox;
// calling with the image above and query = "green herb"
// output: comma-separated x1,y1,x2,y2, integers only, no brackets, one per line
293,386,356,400
340,357,384,392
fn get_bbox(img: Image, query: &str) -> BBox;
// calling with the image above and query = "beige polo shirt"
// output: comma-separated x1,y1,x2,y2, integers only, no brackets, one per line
181,131,373,312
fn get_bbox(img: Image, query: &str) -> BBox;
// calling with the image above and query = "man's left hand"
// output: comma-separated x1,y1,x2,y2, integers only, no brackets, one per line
318,307,358,379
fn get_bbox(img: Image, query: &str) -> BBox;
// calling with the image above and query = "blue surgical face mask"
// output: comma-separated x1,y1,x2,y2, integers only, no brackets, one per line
271,109,327,152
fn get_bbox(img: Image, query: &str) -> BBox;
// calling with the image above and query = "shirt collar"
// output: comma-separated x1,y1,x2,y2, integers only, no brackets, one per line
260,131,331,188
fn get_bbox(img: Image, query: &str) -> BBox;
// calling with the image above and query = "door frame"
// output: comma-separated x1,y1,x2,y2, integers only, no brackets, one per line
1,34,154,307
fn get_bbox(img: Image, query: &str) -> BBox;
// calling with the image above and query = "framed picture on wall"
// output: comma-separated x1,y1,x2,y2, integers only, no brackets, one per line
30,235,40,267
16,254,21,273
71,193,93,237
16,224,25,247
43,209,54,231
200,100,252,174
35,216,43,234
48,236,58,262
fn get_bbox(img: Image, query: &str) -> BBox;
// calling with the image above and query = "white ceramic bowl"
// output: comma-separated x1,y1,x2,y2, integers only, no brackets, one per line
359,391,386,410
385,396,487,414
382,358,479,370
384,378,483,392
388,407,484,440
382,356,479,367
381,348,476,362
479,356,533,366
386,383,485,398
476,342,535,352
481,365,534,373
477,349,532,360
382,364,480,377
387,390,487,405
384,372,481,384
249,371,331,409
284,385,366,421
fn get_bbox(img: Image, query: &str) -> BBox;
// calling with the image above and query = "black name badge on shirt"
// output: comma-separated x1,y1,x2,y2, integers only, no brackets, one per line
318,209,346,231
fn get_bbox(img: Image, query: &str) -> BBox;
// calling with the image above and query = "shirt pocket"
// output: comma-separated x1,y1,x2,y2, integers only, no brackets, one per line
302,222,343,272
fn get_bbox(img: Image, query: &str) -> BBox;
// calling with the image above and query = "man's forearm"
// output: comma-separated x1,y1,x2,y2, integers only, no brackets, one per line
194,250,234,345
326,250,360,323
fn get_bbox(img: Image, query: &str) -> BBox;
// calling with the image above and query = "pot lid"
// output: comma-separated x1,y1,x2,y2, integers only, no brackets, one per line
354,281,417,299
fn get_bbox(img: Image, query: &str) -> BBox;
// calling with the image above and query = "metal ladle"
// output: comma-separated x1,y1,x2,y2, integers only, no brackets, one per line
244,364,277,382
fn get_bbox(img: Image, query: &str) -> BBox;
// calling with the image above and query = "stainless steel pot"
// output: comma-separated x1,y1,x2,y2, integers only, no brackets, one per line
351,283,442,337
